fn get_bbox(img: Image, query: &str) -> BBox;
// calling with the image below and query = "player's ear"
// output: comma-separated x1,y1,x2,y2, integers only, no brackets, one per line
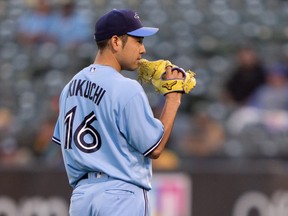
110,35,122,51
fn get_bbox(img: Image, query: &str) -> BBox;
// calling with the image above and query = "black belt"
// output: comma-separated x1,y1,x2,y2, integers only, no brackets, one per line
79,173,88,181
75,173,88,185
77,172,106,185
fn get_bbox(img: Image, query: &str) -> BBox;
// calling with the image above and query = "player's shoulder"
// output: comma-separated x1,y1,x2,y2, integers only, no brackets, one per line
117,74,143,95
64,64,144,97
91,64,143,94
119,74,141,87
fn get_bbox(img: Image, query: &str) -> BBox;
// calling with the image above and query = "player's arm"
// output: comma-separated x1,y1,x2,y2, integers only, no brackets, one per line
147,67,183,159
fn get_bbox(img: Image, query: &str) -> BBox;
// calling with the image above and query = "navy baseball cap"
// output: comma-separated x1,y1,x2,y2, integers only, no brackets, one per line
94,9,159,42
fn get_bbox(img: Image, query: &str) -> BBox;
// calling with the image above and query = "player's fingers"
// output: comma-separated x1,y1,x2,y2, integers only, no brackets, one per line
172,68,184,79
177,70,184,78
165,67,184,79
165,66,173,79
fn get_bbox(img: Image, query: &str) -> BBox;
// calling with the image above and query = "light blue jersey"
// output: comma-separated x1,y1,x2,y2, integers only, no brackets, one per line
52,64,164,190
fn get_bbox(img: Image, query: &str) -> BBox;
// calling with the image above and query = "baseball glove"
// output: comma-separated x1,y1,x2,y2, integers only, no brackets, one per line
137,59,196,95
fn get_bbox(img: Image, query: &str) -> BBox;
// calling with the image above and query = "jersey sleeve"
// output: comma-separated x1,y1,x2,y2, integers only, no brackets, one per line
52,118,61,145
51,83,69,146
118,91,164,156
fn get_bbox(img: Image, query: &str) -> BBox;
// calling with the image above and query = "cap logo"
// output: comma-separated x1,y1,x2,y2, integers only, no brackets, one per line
94,9,158,41
134,12,140,19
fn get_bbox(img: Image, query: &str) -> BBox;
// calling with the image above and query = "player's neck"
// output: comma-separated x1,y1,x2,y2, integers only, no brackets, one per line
94,52,121,72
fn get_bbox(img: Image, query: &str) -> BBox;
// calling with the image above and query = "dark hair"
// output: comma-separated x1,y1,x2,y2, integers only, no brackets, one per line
119,35,128,47
96,39,109,50
96,35,128,50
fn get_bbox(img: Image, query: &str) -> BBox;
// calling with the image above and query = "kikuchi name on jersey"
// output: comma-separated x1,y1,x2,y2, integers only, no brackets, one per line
67,79,106,105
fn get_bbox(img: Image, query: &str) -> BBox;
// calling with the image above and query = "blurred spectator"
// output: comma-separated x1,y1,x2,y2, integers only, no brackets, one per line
32,95,62,166
0,108,32,167
49,0,92,50
33,116,62,166
171,111,225,158
225,63,288,156
223,47,266,107
16,0,56,46
181,112,225,157
248,63,288,110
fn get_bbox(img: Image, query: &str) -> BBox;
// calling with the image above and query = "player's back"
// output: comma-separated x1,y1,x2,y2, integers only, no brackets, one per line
54,64,163,189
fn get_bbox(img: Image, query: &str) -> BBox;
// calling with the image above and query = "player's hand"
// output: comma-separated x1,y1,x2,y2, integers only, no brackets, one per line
165,66,184,80
137,58,196,95
164,66,183,102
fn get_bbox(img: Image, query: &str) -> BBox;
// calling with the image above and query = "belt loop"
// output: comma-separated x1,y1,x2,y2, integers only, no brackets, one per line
96,172,102,178
88,172,104,179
